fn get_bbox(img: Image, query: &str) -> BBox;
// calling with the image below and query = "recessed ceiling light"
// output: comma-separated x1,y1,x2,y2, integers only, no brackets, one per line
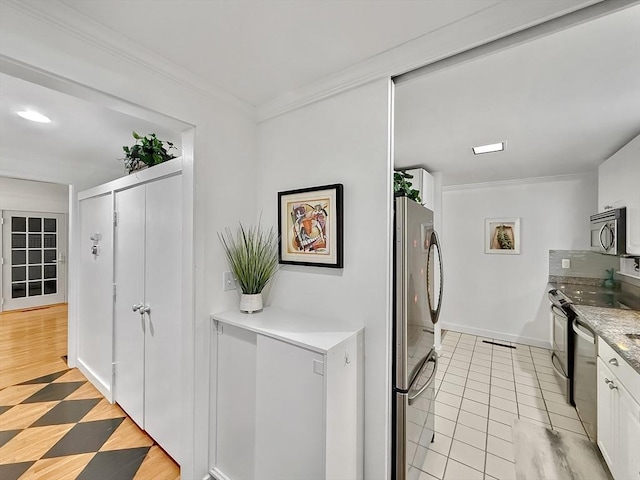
473,142,505,155
16,110,51,123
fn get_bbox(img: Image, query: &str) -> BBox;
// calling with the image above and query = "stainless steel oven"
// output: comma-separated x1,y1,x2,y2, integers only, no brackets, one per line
549,289,574,404
590,207,626,255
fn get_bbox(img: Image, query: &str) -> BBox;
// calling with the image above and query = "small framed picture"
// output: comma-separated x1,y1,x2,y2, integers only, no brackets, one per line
485,218,521,254
278,184,343,268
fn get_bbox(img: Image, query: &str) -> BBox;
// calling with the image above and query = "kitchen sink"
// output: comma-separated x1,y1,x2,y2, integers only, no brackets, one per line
626,334,640,346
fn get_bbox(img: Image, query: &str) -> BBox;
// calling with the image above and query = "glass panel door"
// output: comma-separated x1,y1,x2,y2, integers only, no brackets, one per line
2,211,66,311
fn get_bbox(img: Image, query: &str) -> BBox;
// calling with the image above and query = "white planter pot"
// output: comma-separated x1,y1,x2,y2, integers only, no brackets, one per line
240,293,263,313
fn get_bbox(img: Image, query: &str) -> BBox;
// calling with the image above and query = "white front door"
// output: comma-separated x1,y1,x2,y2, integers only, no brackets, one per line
2,211,66,311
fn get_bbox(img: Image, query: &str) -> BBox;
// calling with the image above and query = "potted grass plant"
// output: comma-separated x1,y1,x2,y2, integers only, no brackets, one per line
218,222,279,313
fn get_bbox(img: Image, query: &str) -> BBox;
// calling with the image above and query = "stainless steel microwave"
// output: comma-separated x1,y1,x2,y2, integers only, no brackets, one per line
590,207,626,255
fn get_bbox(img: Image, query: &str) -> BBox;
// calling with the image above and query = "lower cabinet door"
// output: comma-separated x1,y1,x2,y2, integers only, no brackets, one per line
255,335,325,479
617,382,640,480
596,359,616,473
215,323,258,479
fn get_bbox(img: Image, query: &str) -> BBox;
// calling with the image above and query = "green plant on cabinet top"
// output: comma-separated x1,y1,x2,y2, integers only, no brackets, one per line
394,170,422,203
122,131,177,174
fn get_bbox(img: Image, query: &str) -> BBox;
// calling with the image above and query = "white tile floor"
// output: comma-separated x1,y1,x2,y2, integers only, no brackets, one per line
409,330,592,480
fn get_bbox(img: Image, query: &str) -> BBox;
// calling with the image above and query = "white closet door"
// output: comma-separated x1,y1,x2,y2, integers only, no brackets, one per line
143,174,182,461
113,185,146,427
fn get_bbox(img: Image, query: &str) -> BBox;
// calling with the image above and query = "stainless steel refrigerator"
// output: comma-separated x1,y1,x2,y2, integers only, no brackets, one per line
393,196,443,480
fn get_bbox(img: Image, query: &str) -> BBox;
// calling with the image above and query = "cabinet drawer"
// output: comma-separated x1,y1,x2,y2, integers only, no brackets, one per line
598,337,640,404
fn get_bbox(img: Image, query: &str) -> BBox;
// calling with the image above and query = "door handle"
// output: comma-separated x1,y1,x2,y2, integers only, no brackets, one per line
132,303,143,312
550,352,567,379
426,230,443,325
139,304,151,314
572,319,595,344
408,350,438,405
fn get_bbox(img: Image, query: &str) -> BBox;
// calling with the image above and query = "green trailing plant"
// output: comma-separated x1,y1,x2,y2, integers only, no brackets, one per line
496,225,513,249
218,222,279,295
122,131,177,174
394,171,422,203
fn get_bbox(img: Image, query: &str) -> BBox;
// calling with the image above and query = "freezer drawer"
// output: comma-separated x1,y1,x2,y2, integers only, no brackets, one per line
393,350,437,480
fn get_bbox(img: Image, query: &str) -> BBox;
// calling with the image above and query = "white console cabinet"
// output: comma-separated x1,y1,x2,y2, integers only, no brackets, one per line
597,338,640,480
211,308,363,480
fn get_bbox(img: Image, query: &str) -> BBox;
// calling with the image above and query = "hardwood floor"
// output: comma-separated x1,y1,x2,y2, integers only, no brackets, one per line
0,304,68,390
0,304,180,480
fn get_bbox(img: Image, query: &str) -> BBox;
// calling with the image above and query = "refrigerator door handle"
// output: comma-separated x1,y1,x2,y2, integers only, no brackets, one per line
408,351,438,405
426,230,443,325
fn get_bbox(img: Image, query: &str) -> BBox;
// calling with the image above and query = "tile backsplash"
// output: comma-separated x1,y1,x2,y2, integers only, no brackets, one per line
549,250,619,278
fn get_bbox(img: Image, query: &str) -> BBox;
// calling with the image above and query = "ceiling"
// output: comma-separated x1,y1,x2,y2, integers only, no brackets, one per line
394,5,640,186
59,0,502,106
0,0,630,190
0,73,182,188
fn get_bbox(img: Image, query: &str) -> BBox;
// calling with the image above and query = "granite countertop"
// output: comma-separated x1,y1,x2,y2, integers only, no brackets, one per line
571,305,640,374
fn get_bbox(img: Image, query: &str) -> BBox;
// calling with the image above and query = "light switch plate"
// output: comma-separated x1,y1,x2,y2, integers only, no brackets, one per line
223,271,236,291
562,259,571,269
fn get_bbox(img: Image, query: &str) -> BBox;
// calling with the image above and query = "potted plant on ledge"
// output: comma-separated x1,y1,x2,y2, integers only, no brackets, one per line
219,222,279,313
122,131,177,174
394,170,422,203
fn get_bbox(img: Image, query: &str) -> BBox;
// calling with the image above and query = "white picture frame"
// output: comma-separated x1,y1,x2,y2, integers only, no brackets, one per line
485,218,521,254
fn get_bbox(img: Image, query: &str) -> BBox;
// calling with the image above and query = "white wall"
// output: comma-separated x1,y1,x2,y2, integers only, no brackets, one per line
440,173,597,347
256,79,392,478
0,6,257,478
0,177,68,213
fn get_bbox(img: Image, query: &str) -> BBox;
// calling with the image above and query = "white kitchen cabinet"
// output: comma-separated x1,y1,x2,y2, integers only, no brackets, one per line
211,308,364,480
597,338,640,480
113,172,183,462
596,358,617,471
598,134,640,255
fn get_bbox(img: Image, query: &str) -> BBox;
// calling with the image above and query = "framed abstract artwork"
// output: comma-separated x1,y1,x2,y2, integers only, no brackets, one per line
485,218,521,254
278,184,343,268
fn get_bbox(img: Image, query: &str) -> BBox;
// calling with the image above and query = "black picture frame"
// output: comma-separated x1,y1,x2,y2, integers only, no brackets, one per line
277,183,343,268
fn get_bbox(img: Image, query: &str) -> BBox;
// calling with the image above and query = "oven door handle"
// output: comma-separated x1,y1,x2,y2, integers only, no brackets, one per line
550,304,568,318
550,352,568,379
408,351,438,405
572,319,595,344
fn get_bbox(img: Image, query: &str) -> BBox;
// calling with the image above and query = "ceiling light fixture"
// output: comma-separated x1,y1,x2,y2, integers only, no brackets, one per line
16,110,51,123
473,142,505,155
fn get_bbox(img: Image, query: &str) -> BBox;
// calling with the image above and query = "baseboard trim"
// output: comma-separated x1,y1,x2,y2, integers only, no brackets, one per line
76,357,112,402
441,322,552,350
210,468,232,480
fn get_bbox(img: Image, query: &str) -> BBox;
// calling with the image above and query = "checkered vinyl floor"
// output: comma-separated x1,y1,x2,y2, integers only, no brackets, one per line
0,368,179,480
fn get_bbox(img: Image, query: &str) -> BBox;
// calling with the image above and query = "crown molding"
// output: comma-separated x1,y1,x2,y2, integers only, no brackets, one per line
2,0,256,119
442,172,597,192
4,0,625,126
256,0,607,122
